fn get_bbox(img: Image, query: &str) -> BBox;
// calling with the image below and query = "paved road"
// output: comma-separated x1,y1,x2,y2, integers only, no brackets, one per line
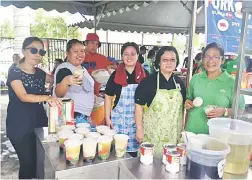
1,95,19,179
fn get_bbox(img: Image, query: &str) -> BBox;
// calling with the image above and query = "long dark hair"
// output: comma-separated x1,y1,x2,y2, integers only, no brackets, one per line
20,37,44,63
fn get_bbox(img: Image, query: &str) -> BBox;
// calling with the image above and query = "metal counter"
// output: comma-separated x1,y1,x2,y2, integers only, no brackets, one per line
35,127,252,179
35,127,133,179
118,157,252,179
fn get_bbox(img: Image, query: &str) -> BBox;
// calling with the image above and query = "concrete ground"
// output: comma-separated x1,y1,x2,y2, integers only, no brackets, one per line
1,94,19,179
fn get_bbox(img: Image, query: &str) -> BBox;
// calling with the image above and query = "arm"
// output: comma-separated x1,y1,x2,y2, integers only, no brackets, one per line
104,72,116,127
46,73,53,84
104,95,113,127
55,78,70,97
54,68,72,97
11,80,51,103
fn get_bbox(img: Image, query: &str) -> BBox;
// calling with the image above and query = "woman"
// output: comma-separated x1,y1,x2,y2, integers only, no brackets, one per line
135,46,186,153
185,42,244,134
105,42,147,157
6,37,61,179
51,58,63,76
54,39,95,124
143,49,156,74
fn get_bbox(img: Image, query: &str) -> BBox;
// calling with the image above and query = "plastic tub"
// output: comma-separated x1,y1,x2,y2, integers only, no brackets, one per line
207,118,252,174
186,136,230,179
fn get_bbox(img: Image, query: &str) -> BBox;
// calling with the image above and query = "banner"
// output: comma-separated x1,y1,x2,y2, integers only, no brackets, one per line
206,0,252,54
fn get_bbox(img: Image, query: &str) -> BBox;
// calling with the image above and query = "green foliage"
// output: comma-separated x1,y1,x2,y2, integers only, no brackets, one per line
0,20,14,38
30,9,80,39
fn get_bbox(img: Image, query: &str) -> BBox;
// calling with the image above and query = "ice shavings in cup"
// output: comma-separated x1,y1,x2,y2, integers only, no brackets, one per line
204,105,218,115
193,97,203,107
91,69,110,84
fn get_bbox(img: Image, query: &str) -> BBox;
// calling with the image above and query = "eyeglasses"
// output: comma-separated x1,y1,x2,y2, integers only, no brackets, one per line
203,56,223,61
26,48,46,56
161,59,176,63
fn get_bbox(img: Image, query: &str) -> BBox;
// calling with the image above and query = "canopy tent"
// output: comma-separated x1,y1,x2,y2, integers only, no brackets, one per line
1,0,200,84
2,1,205,34
70,1,205,34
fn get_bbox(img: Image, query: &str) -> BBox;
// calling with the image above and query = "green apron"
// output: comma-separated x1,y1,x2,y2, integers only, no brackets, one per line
143,72,183,153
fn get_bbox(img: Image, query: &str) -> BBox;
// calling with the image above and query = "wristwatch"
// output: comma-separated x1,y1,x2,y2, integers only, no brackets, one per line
224,108,228,117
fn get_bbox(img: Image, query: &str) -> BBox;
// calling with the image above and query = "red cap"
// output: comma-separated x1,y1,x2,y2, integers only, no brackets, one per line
86,33,100,41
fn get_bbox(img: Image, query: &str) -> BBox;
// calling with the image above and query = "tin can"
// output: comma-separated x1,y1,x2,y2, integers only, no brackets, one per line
163,144,177,164
166,150,180,173
140,142,154,165
177,143,187,165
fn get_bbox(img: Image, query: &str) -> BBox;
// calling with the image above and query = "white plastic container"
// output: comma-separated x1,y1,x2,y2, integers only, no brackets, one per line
186,136,230,179
207,118,252,174
75,127,90,136
76,123,90,129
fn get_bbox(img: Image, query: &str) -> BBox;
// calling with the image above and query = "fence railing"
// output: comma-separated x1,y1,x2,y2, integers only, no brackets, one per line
1,37,158,72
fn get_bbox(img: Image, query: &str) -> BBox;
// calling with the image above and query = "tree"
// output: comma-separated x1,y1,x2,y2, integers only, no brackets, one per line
0,20,14,38
30,9,80,39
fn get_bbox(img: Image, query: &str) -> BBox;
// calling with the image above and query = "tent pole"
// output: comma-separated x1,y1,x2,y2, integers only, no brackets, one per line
141,33,144,45
186,0,197,87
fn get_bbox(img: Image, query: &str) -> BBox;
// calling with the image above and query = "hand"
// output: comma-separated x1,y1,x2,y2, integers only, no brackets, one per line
136,128,144,144
64,75,82,86
185,99,194,110
207,107,225,118
47,97,62,107
106,118,113,129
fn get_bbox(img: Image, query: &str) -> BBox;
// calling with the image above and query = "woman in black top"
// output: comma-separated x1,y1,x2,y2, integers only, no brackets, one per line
105,42,148,157
7,37,61,179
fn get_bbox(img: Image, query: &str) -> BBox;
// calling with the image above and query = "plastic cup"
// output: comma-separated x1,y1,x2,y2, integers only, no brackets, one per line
64,139,82,165
76,123,90,129
96,125,110,134
59,125,75,131
186,136,230,179
85,132,101,139
57,130,74,148
75,127,90,136
98,136,113,160
82,138,98,162
203,105,218,115
208,118,252,174
114,134,129,157
68,133,84,141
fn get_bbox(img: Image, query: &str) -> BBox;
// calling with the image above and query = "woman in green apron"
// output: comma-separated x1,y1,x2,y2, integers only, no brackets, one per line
135,46,186,153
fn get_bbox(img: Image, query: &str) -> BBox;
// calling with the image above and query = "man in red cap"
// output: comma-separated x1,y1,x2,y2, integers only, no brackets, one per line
83,33,117,96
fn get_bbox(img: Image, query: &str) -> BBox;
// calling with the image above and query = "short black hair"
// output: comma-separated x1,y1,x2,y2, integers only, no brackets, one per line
66,39,83,52
121,42,139,56
203,42,224,60
20,37,44,63
154,46,180,69
147,49,155,59
22,37,44,50
54,58,63,64
195,52,202,61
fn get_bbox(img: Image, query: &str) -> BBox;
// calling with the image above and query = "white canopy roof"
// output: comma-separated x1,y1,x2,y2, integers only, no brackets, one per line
2,0,205,34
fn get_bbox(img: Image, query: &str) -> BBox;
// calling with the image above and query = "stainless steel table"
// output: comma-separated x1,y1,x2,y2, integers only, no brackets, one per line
35,127,133,179
35,127,252,179
118,157,252,179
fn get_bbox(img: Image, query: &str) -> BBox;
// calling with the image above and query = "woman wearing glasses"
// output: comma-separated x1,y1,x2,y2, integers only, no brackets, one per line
105,42,147,157
54,39,94,124
185,42,244,134
135,46,186,153
6,37,61,179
